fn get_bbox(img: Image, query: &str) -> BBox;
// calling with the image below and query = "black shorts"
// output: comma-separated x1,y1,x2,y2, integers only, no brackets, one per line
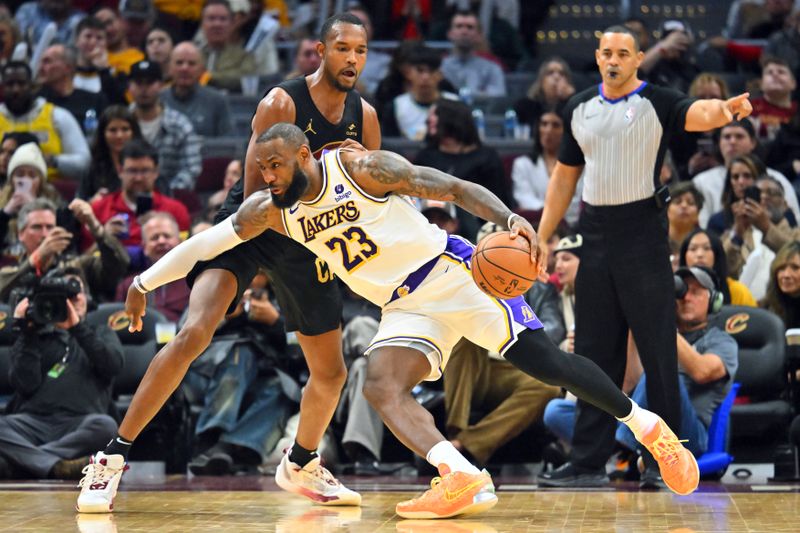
187,230,342,335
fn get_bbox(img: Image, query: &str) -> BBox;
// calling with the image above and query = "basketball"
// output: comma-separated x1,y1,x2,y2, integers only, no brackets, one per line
471,231,537,299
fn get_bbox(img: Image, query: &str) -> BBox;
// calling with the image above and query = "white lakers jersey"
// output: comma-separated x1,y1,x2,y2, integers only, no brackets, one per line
281,149,448,305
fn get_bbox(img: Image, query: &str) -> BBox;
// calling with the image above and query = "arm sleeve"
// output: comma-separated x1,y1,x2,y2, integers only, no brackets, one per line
139,215,246,290
53,107,91,179
71,322,125,381
557,95,585,166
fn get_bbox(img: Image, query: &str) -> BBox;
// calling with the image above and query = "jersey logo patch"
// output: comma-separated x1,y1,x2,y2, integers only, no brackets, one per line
346,123,357,136
334,183,352,202
304,119,317,135
624,107,635,122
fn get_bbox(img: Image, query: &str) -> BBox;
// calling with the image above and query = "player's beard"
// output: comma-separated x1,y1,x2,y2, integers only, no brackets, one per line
272,163,310,208
324,66,356,93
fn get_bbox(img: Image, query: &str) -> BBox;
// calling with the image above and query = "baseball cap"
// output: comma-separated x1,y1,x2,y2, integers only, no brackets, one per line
228,0,251,13
675,266,718,293
119,0,155,20
660,19,693,39
553,234,582,257
419,199,457,220
8,142,47,179
129,60,162,81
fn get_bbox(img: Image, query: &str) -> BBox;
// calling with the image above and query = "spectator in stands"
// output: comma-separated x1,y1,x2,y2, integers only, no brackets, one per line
639,20,699,94
723,175,794,300
144,26,174,82
420,199,459,236
161,42,233,138
0,132,39,186
440,10,506,97
513,57,574,132
415,98,508,240
750,56,797,143
347,4,390,97
707,154,766,236
116,212,189,322
668,182,703,252
767,104,800,184
765,240,800,327
764,9,800,78
0,13,20,67
94,6,145,75
551,234,581,351
128,60,202,191
680,228,757,307
380,44,456,141
0,61,90,181
119,0,155,50
284,37,321,80
229,0,279,78
78,105,143,202
693,120,799,227
90,139,190,248
0,266,123,480
37,44,108,136
0,142,62,247
187,269,292,475
684,73,729,179
14,0,85,45
194,0,256,93
511,102,582,228
623,17,651,52
72,16,126,105
0,197,129,303
206,158,241,217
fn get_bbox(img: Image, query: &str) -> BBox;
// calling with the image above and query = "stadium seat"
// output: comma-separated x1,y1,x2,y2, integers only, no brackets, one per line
697,382,740,479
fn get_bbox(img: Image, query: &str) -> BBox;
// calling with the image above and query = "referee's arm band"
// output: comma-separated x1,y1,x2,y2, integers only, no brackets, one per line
139,216,246,292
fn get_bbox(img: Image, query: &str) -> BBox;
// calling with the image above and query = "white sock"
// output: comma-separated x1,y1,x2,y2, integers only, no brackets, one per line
426,441,481,475
617,400,659,442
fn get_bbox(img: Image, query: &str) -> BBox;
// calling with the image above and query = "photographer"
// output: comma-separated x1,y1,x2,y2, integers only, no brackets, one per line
0,268,124,479
0,197,129,303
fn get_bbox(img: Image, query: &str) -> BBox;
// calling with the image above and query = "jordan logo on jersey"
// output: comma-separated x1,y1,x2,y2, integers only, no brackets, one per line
304,119,317,135
297,200,361,242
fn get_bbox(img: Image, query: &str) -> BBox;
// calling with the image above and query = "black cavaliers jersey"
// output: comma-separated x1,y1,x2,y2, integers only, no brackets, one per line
215,77,364,223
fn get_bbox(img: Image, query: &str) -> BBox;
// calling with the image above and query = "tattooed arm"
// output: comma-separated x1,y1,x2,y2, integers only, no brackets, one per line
341,149,541,264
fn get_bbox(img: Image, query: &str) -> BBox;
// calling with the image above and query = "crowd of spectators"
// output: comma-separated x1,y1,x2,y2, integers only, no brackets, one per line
0,0,799,480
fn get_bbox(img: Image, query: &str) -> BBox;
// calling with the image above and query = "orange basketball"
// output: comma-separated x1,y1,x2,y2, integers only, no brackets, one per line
471,231,537,299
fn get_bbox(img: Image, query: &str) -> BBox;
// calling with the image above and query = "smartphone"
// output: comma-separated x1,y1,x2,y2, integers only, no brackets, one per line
56,208,78,231
136,194,153,216
744,185,761,203
13,177,33,195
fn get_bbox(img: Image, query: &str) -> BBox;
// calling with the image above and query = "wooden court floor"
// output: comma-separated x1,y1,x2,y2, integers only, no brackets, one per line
2,485,800,533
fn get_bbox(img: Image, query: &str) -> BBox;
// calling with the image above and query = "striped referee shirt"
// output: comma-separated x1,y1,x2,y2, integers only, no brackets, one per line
559,82,694,206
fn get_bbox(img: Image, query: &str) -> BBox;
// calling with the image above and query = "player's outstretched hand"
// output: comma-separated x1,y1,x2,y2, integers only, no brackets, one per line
724,93,752,121
125,284,147,333
508,214,544,276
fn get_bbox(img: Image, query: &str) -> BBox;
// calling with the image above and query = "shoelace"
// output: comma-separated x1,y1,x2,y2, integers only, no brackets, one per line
77,461,120,489
648,435,689,468
309,464,339,487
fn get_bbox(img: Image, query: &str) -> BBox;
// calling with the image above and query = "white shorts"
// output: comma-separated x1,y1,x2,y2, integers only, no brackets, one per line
364,236,544,381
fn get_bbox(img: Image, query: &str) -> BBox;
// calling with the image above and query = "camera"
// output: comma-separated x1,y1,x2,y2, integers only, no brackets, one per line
10,273,82,326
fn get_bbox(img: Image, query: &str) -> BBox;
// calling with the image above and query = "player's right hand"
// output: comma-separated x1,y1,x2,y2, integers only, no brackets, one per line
125,284,147,332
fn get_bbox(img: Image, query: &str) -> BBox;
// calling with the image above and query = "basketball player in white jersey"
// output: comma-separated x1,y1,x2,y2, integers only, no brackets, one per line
124,123,700,519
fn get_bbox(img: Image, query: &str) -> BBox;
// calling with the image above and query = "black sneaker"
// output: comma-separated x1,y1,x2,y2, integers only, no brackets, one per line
537,461,610,487
639,466,665,490
188,451,233,476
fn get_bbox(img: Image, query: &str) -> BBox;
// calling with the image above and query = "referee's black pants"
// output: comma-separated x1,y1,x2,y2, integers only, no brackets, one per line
570,197,681,470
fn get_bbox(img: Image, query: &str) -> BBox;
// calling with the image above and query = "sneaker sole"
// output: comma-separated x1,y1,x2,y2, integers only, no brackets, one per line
396,491,498,519
75,501,113,514
663,454,700,496
275,464,362,506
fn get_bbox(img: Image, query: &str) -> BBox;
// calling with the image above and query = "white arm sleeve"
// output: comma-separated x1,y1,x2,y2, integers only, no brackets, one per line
139,215,246,291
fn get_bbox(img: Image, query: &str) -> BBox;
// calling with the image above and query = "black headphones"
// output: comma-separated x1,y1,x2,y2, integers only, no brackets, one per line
674,266,723,315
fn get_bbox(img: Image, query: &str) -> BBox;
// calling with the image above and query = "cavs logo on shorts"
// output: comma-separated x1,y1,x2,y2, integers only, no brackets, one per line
108,310,131,331
725,313,749,335
521,305,537,323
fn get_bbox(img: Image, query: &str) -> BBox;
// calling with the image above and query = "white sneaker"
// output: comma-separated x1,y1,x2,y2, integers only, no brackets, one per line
275,452,361,506
76,452,128,513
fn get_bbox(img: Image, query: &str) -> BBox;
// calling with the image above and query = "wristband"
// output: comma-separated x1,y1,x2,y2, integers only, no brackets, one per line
133,275,150,294
507,213,518,230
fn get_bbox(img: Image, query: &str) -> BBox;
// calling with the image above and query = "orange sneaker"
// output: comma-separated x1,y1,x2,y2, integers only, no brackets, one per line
639,417,699,495
395,466,497,519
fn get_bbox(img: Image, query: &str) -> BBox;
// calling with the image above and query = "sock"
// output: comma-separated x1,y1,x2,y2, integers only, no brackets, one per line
426,441,481,475
617,400,659,442
289,442,318,468
104,435,133,461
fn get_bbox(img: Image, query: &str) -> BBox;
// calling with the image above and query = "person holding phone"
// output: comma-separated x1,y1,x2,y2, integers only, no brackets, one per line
706,154,765,236
0,143,63,248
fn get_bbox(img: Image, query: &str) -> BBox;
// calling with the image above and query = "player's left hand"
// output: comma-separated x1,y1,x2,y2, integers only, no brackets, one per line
508,214,545,276
339,139,368,153
724,93,752,121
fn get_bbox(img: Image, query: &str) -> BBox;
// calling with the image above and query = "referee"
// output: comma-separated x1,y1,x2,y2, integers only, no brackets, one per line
536,25,752,487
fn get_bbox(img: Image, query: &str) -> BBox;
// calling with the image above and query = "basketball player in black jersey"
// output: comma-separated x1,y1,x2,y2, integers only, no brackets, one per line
77,13,380,513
